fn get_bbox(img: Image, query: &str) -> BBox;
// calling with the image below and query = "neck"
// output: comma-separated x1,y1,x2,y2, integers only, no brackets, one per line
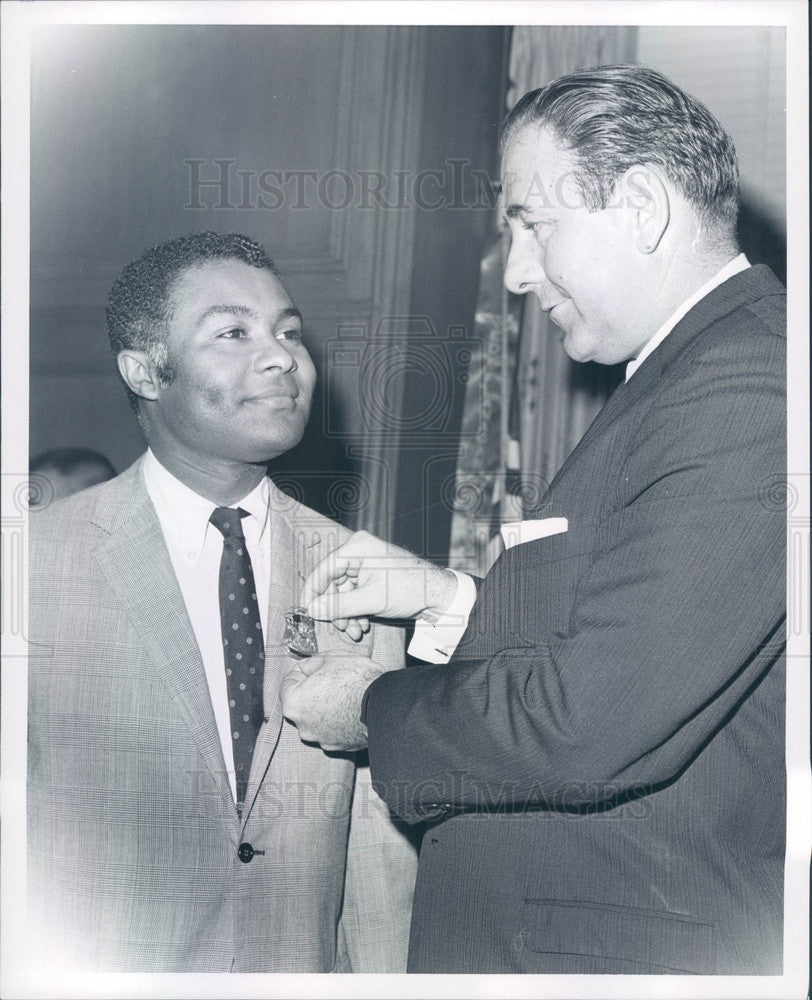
147,440,266,506
643,241,740,336
677,248,739,297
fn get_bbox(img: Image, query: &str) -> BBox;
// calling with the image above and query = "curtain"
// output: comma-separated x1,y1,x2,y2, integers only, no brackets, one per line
448,26,636,575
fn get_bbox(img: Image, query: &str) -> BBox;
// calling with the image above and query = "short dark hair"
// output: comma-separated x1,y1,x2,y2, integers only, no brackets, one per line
106,232,281,412
30,447,116,480
501,64,739,229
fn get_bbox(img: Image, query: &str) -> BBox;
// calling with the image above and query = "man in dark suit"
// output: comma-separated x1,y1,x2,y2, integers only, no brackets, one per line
280,66,786,974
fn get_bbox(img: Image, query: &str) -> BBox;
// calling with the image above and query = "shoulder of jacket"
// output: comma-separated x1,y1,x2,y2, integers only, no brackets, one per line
666,297,786,380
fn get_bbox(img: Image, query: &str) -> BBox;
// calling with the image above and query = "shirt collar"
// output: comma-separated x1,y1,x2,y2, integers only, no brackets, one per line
625,254,751,382
143,449,270,560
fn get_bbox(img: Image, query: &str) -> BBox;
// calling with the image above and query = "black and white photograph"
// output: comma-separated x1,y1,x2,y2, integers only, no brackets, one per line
1,2,809,998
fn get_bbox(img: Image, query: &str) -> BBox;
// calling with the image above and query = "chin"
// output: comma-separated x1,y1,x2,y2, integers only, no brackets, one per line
562,334,595,364
244,411,311,460
258,431,309,464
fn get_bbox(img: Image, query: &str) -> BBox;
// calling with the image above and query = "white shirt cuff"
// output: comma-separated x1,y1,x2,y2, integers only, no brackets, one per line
407,570,477,664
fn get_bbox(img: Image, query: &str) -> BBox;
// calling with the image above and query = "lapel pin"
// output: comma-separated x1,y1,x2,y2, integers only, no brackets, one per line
283,607,319,657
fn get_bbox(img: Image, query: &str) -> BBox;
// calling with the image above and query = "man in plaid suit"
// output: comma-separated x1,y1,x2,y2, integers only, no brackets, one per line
27,231,416,972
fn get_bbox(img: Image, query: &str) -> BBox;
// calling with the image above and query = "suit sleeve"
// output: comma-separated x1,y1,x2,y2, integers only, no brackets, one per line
340,621,418,971
364,324,786,823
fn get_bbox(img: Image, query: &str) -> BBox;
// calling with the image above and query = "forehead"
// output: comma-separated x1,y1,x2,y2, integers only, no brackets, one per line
501,124,579,211
168,258,294,317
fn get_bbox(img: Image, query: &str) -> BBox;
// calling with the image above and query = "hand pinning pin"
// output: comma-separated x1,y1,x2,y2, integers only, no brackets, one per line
283,607,319,657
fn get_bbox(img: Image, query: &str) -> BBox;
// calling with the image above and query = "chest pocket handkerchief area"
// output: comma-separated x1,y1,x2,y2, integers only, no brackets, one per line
500,517,568,550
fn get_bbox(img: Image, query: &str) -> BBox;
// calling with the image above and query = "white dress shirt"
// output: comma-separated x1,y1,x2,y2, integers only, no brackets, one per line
411,254,752,664
143,449,271,801
408,570,478,664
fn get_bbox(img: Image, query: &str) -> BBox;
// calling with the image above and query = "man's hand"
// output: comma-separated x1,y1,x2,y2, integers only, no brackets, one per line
300,530,458,639
280,653,389,752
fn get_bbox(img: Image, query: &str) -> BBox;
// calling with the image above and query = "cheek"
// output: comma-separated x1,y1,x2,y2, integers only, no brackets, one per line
563,236,611,303
175,359,225,403
296,353,317,397
169,365,230,419
545,245,579,292
543,224,583,284
199,384,228,408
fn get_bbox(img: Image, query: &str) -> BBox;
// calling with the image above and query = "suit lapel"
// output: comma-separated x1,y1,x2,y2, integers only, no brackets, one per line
549,265,784,489
241,490,351,825
557,356,657,476
242,487,301,822
93,459,234,817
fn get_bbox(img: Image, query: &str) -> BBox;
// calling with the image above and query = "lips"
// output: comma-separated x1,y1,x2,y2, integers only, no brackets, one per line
545,300,570,328
245,391,298,407
535,289,567,312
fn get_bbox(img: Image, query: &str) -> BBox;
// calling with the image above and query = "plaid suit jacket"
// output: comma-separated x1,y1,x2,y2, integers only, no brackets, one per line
28,457,416,972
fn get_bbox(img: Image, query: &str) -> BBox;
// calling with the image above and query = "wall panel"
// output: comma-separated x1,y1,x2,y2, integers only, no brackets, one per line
31,24,435,535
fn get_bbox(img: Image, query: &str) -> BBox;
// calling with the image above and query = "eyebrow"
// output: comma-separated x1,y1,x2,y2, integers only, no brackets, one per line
196,304,304,327
277,306,304,325
506,202,547,222
505,203,557,221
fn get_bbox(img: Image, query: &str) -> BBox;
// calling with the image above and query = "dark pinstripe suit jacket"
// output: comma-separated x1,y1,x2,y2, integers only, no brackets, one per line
28,460,416,972
364,264,787,973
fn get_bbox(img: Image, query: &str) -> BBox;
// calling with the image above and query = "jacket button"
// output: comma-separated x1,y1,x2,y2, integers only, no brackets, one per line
238,842,255,863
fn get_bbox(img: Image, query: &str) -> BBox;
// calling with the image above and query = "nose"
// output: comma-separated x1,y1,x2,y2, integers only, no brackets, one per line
503,231,544,296
254,333,298,374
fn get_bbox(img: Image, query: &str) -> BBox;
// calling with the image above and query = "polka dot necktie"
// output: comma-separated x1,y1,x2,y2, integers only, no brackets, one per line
209,506,265,814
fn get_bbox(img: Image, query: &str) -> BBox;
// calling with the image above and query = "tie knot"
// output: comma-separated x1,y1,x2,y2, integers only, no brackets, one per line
209,506,248,540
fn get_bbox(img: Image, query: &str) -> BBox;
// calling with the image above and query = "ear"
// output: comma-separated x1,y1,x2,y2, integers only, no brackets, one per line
117,349,162,404
621,164,670,254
